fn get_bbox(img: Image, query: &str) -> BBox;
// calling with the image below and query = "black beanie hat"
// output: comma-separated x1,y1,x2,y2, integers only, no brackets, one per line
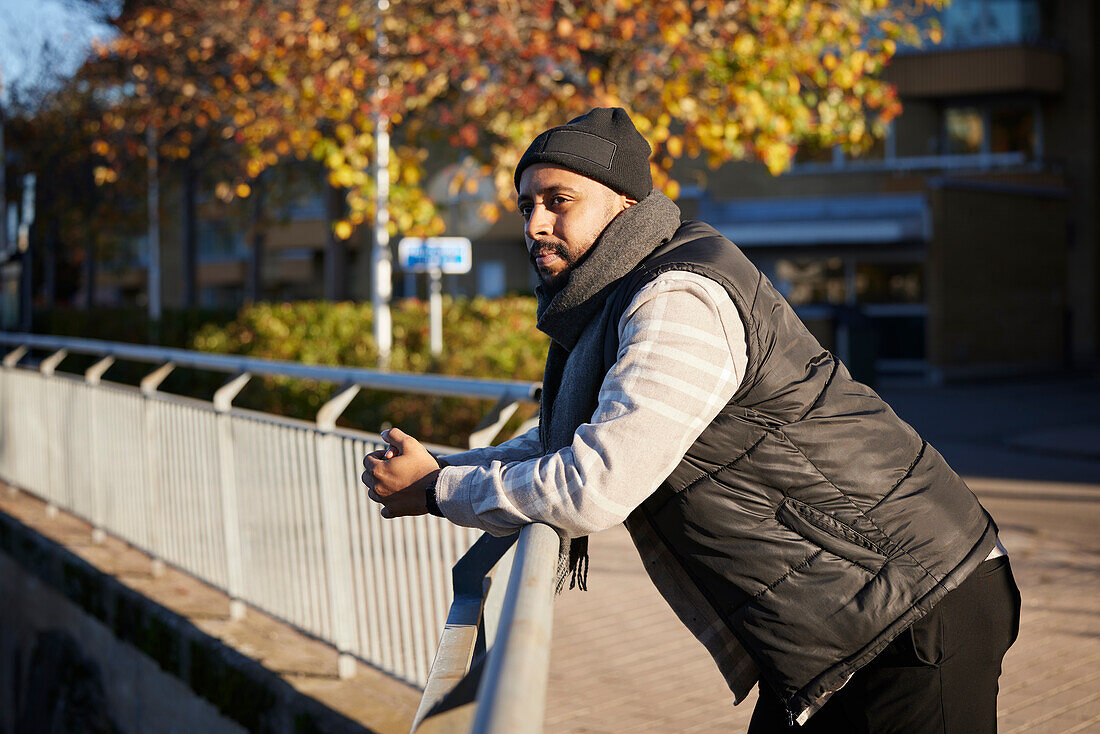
514,107,653,201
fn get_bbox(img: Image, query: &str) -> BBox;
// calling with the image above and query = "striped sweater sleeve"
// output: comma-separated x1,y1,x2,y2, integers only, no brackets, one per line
433,271,748,537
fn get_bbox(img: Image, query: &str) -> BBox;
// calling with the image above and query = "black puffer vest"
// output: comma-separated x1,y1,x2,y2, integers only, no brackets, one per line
603,221,998,718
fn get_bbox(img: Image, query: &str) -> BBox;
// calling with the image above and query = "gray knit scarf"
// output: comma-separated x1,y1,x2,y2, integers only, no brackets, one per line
534,190,683,592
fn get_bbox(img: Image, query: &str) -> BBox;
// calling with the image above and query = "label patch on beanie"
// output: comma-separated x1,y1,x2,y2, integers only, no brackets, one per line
542,129,617,170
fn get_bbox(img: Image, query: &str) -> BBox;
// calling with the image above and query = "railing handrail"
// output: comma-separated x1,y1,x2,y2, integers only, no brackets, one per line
471,522,559,734
0,332,540,404
411,522,559,734
1,330,559,733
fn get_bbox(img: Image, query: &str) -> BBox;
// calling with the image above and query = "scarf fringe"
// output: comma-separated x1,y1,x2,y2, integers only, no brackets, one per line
555,535,590,594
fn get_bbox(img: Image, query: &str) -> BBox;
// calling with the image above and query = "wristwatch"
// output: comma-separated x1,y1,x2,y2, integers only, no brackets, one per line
425,480,445,518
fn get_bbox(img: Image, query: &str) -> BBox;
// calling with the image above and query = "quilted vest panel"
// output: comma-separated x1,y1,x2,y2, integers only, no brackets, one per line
605,221,998,717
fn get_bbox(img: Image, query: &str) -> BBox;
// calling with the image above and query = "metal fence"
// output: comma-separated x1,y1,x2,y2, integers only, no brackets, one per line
0,332,558,733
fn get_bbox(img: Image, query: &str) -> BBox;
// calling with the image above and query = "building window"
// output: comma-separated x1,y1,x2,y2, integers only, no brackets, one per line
856,262,924,304
477,261,506,298
939,0,1044,49
198,220,246,260
942,103,1038,156
989,106,1036,153
945,107,986,154
774,258,847,305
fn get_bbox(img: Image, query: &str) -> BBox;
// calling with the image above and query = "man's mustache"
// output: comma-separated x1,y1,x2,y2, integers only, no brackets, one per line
529,239,570,266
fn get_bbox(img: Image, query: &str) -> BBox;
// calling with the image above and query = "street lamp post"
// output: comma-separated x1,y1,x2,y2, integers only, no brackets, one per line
146,124,161,322
371,0,393,368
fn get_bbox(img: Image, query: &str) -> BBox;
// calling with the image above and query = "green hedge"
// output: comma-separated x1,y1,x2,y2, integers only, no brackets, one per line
192,298,547,446
34,299,547,447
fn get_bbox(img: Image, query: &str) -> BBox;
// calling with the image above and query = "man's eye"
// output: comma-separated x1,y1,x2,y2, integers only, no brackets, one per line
550,196,568,206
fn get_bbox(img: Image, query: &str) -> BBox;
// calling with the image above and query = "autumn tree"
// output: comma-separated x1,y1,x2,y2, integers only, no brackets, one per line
222,0,945,235
85,0,944,286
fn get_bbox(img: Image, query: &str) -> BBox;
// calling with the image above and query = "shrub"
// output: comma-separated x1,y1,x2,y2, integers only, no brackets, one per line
191,298,546,446
32,299,546,447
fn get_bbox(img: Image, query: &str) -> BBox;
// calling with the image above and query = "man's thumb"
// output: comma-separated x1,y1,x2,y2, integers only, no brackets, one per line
385,426,413,448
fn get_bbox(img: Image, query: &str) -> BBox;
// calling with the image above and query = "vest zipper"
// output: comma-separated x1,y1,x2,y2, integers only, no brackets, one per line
787,708,795,727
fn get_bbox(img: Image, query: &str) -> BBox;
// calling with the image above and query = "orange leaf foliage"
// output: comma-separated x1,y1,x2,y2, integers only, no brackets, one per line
86,0,944,233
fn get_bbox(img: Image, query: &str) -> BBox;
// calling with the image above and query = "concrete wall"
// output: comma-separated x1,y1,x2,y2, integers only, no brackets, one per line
0,549,246,734
0,503,395,734
927,182,1070,375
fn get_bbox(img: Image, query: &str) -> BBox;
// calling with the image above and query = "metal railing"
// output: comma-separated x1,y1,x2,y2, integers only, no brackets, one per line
0,332,558,733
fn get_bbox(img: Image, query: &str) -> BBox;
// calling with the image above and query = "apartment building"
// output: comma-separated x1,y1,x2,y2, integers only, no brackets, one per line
96,0,1096,382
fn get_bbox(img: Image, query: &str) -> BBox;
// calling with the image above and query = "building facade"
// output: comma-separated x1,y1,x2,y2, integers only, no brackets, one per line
95,0,1096,381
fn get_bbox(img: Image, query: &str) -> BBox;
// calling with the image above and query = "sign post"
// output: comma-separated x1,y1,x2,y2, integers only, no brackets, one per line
397,237,472,356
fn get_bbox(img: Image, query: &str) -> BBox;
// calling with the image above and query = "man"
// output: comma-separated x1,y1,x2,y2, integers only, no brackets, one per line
363,108,1021,732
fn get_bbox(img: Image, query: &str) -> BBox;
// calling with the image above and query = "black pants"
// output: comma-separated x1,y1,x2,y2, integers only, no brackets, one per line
748,555,1022,733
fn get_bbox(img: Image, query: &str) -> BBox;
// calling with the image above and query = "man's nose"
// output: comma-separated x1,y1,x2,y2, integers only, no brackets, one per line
525,205,552,241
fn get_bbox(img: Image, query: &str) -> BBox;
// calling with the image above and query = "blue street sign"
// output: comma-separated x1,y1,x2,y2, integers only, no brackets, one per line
398,237,472,274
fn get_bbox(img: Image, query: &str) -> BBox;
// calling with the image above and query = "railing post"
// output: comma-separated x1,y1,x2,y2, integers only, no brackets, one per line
468,397,520,450
213,372,251,621
141,362,175,577
0,346,28,497
316,382,362,679
39,349,68,517
85,356,115,544
1,345,28,368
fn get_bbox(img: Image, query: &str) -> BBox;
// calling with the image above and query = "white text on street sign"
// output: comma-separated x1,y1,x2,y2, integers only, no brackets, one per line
398,237,472,274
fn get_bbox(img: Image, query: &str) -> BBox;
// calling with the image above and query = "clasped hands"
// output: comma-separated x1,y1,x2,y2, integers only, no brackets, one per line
361,427,441,518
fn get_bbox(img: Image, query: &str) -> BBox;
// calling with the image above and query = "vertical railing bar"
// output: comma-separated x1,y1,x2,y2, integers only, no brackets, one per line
261,418,283,616
391,516,417,682
256,422,282,621
192,406,217,582
236,417,261,610
411,513,434,684
214,372,250,620
141,363,175,576
316,383,362,679
165,401,184,570
178,404,200,576
277,423,304,628
281,424,309,629
341,437,371,661
204,410,228,588
301,423,331,641
358,438,386,666
234,417,258,606
368,458,396,674
112,394,130,544
38,349,67,515
292,423,323,636
293,422,323,635
426,515,447,653
282,422,311,631
261,418,281,615
439,523,457,612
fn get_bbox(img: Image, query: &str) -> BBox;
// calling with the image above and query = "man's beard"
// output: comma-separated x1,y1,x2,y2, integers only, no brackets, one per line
529,239,577,294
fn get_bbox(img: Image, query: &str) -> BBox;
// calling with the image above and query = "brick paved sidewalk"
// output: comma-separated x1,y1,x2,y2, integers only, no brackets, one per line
544,478,1100,733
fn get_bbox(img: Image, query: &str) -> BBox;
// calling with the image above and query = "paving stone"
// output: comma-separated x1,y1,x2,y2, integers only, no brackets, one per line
544,478,1100,733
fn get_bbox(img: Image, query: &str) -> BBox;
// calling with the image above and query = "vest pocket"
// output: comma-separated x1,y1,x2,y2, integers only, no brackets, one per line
776,498,887,573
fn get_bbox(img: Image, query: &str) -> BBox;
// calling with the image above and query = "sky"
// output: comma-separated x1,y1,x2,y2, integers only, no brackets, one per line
0,0,119,104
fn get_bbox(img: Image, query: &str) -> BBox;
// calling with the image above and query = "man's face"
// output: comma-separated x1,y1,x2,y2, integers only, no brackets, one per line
517,164,633,291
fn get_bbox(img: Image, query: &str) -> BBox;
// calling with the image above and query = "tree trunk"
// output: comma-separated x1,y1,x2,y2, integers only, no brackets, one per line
41,180,56,309
324,183,346,301
84,229,97,310
247,173,266,303
82,166,98,310
181,153,197,307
